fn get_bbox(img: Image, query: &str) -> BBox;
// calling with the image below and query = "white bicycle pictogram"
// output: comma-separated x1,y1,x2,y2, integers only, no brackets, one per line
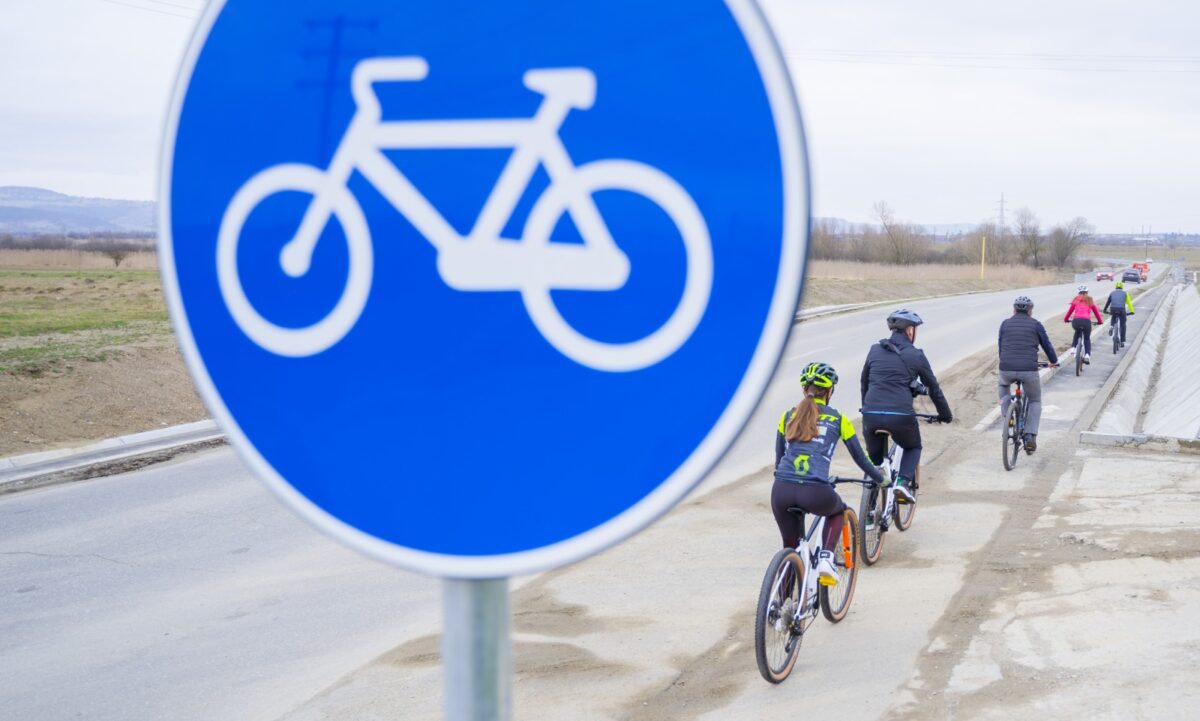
217,56,713,371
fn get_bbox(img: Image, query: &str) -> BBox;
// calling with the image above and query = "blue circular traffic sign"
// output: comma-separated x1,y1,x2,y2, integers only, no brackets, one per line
161,0,809,577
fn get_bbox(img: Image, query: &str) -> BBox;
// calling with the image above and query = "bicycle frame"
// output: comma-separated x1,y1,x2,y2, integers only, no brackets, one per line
282,58,628,292
768,514,828,619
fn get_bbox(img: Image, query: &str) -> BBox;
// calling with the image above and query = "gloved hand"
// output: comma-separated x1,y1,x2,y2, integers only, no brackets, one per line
938,413,953,424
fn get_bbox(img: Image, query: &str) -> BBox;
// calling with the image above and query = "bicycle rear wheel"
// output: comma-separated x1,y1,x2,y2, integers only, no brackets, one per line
754,548,806,683
859,482,885,565
1002,400,1021,471
893,466,918,531
1075,338,1084,375
1113,323,1120,353
821,508,860,622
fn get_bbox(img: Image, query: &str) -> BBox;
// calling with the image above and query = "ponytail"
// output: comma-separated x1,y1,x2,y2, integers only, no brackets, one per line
785,384,828,442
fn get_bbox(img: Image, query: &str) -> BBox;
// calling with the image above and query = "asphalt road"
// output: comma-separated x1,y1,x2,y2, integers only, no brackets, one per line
0,266,1164,721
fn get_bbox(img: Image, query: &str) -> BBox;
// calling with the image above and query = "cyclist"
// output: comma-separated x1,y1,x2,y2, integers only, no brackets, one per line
1063,285,1103,363
1102,280,1135,348
774,362,887,586
860,309,953,503
998,295,1059,453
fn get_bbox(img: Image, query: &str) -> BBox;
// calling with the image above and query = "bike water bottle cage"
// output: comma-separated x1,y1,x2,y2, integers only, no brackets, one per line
800,361,838,388
886,308,923,331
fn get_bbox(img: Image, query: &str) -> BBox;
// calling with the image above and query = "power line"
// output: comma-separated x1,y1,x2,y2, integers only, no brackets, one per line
97,0,194,19
785,53,1200,73
788,48,1200,63
137,0,205,11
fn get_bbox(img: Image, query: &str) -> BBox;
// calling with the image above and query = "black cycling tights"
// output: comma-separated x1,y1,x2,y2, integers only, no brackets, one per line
771,480,846,551
863,414,922,481
1071,317,1094,355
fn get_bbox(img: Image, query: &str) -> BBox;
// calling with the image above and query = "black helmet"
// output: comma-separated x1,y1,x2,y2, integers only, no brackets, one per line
886,308,924,331
1013,295,1033,311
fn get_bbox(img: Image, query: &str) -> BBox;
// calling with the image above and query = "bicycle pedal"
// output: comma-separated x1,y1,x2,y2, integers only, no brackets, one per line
818,576,838,587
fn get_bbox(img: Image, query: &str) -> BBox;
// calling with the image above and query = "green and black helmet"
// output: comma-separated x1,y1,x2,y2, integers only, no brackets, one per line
801,361,839,388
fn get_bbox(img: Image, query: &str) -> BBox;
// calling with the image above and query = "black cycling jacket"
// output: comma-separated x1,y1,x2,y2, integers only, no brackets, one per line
998,313,1058,371
860,331,952,419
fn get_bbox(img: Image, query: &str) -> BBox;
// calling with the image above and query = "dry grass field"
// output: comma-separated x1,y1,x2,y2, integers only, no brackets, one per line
0,248,159,270
0,255,204,456
800,260,1065,309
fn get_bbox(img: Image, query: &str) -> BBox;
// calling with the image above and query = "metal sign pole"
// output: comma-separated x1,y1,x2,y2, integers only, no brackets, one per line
442,577,511,721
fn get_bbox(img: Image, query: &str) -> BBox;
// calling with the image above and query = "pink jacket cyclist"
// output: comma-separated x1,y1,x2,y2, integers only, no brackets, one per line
1063,287,1103,362
1063,294,1103,324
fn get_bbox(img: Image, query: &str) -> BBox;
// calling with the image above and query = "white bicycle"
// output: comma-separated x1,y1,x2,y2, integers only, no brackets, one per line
217,56,713,372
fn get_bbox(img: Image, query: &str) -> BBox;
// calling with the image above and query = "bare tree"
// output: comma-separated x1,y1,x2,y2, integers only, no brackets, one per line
810,218,843,260
1014,207,1042,267
1048,216,1094,268
873,201,929,264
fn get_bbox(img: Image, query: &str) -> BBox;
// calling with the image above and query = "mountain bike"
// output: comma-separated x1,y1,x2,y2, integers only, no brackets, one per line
1104,310,1133,354
858,414,939,565
1001,363,1050,471
217,57,713,372
754,480,869,683
1070,320,1098,376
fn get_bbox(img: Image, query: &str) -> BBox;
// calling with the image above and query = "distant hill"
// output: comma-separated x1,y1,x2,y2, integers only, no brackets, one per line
0,187,155,234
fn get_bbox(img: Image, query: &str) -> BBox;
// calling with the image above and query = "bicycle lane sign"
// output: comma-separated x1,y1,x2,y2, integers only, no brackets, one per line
161,0,810,577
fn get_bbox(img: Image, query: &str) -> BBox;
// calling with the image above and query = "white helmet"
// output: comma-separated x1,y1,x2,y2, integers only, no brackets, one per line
1077,284,1089,293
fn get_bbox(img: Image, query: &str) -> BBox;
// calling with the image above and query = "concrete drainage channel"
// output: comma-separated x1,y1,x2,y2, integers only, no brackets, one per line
1081,281,1200,452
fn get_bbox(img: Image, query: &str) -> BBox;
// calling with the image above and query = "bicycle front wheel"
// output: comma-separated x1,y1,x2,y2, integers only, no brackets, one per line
821,508,860,622
216,164,373,357
859,481,885,565
893,467,918,531
1002,400,1021,471
754,548,805,683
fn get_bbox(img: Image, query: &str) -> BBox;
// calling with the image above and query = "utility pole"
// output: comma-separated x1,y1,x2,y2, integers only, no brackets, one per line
995,192,1006,248
300,16,377,161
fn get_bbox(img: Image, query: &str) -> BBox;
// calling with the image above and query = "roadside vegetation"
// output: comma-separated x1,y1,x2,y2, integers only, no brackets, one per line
800,260,1063,309
0,253,204,456
813,202,1094,269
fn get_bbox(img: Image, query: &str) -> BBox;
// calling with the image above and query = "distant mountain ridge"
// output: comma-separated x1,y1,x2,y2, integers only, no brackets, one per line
0,186,155,234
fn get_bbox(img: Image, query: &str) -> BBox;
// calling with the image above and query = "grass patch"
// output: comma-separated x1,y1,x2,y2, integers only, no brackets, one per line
0,269,169,338
0,269,173,376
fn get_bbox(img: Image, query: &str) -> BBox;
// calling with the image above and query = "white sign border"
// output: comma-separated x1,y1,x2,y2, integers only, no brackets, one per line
158,0,811,579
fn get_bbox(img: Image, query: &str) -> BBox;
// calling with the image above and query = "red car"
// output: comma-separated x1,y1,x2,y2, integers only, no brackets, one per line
1095,268,1114,281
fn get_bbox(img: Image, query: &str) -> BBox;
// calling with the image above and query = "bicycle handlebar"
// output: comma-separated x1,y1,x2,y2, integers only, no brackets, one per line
830,476,878,488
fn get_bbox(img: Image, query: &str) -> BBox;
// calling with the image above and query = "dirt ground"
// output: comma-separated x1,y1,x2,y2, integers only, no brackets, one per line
0,265,206,457
0,341,206,456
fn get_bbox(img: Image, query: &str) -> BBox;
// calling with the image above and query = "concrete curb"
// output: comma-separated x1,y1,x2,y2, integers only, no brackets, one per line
1072,282,1174,442
1078,431,1200,455
0,420,226,495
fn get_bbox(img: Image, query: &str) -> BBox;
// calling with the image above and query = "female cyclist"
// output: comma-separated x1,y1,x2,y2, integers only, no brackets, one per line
774,362,887,585
1063,285,1103,364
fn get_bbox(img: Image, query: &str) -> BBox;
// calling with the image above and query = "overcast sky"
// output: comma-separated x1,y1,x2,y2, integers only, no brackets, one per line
3,0,1198,233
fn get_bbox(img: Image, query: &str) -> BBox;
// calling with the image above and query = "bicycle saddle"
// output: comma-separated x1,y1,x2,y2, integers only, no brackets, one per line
523,68,596,109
